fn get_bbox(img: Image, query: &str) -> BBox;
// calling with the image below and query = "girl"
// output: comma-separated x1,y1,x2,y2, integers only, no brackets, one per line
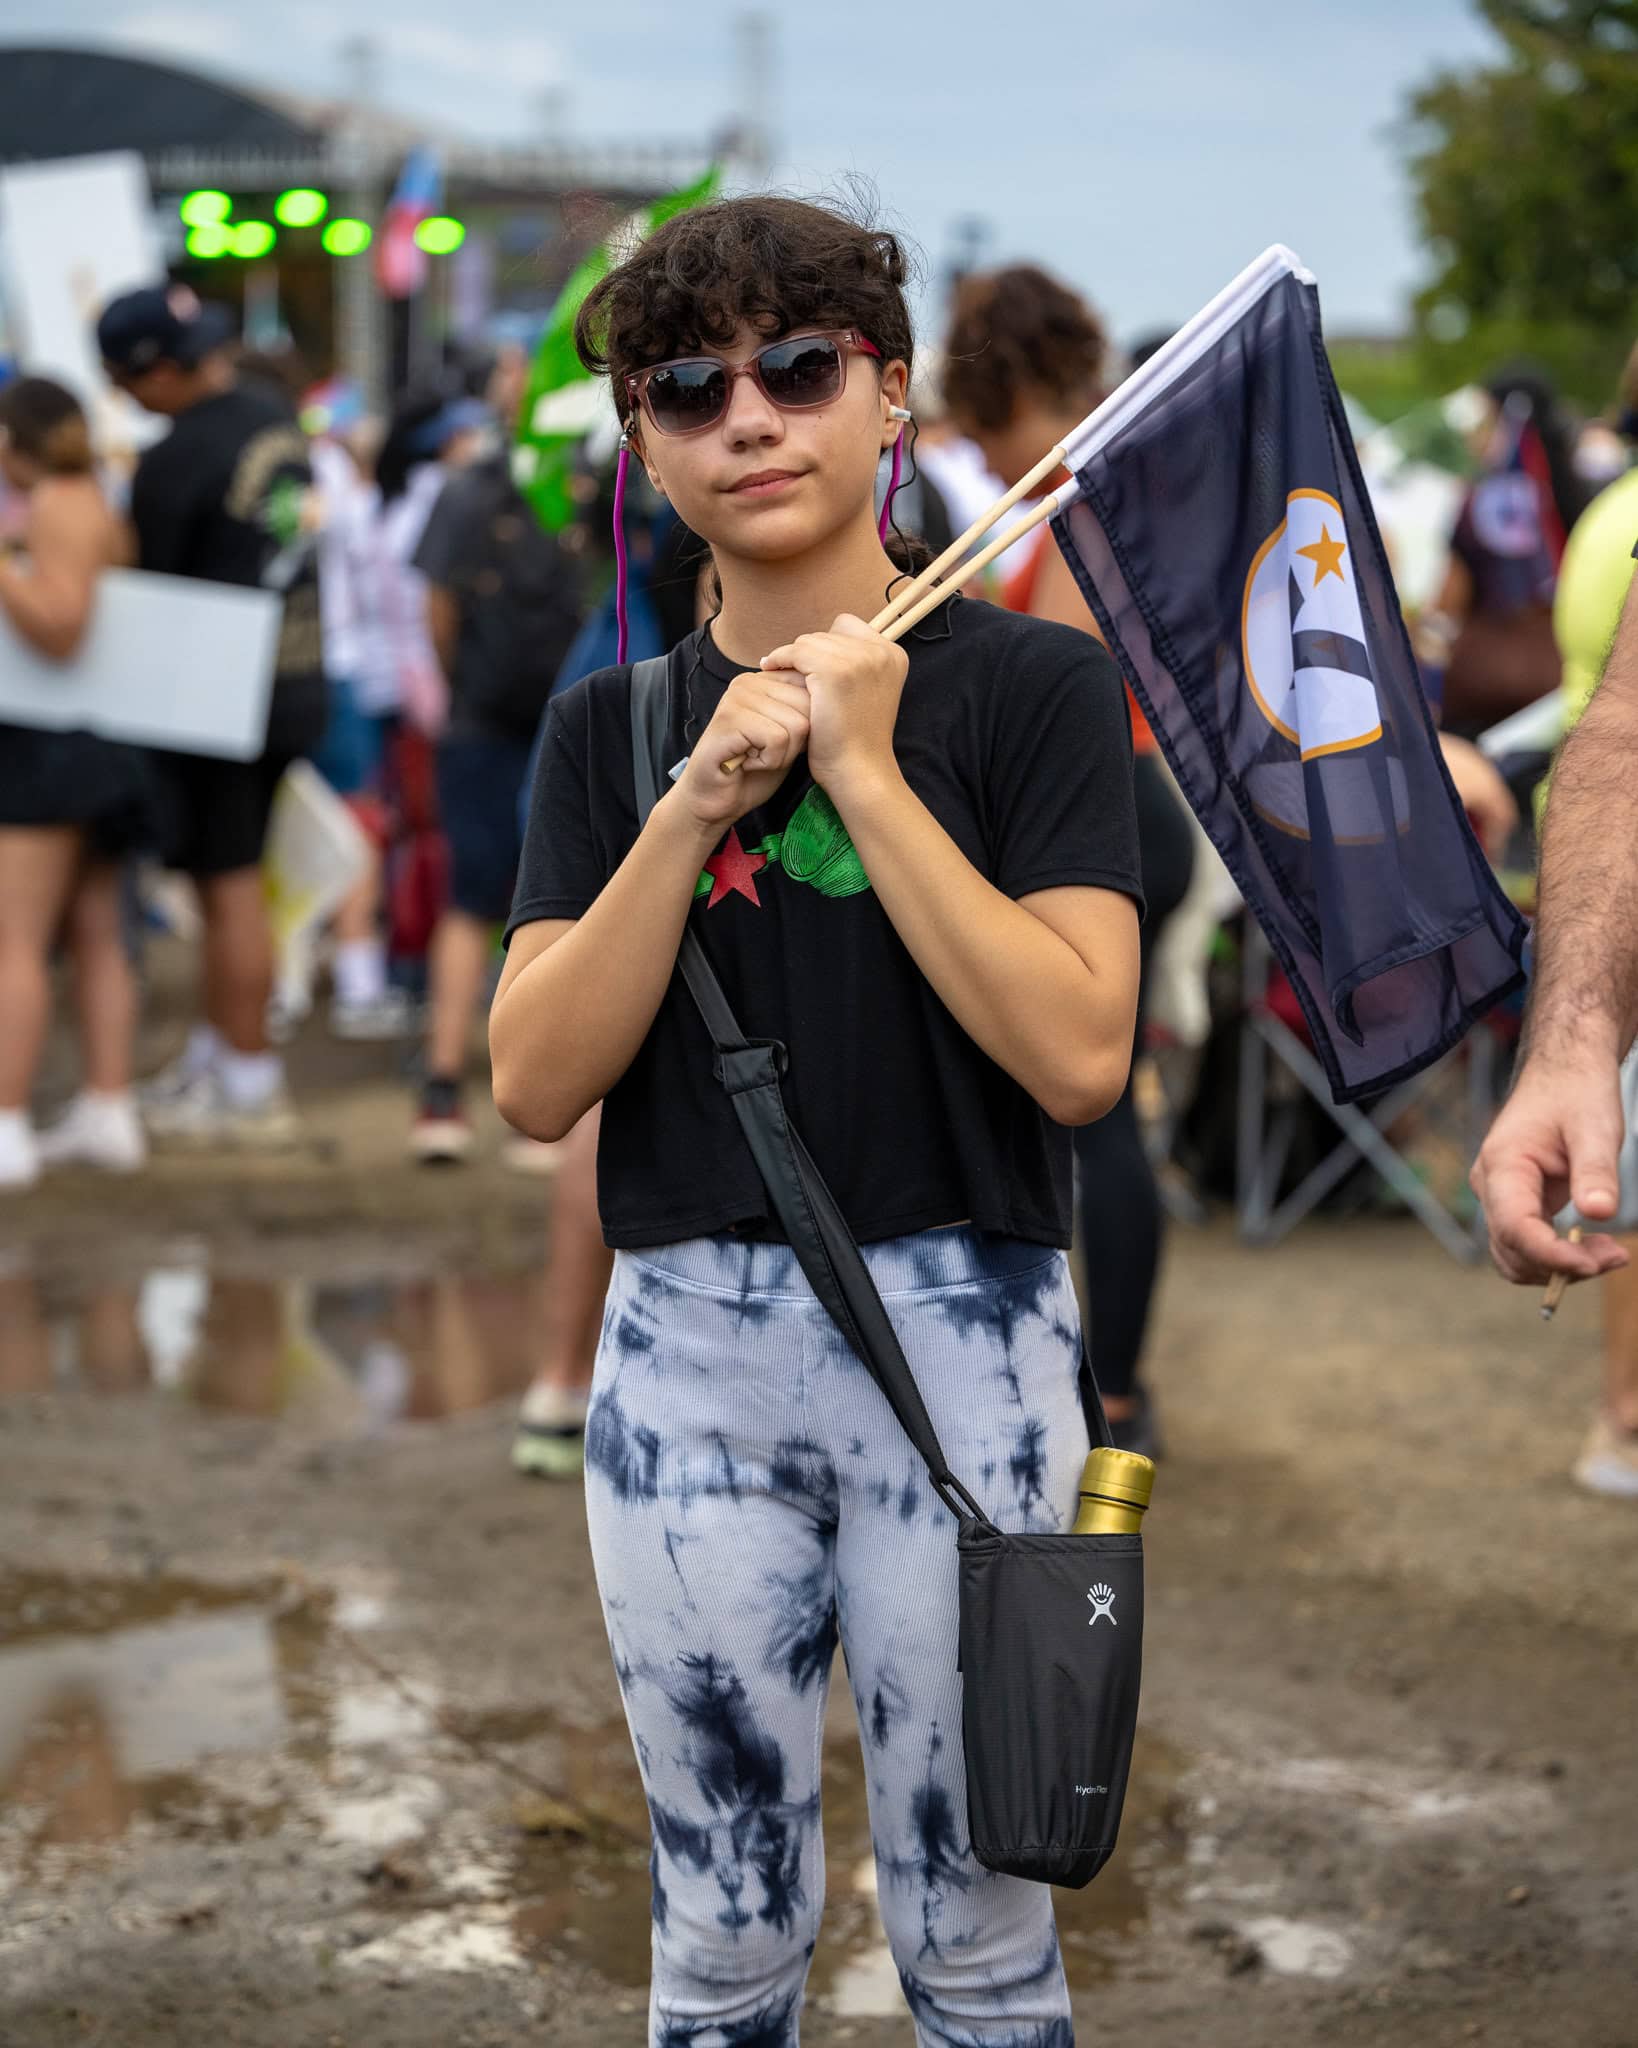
943,267,1197,1461
492,196,1142,2046
0,377,150,1189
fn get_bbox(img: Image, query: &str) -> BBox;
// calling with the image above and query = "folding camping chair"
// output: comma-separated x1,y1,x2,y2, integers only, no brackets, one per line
1233,924,1504,1261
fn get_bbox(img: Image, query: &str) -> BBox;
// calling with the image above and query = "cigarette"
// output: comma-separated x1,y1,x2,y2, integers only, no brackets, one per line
1539,1226,1584,1321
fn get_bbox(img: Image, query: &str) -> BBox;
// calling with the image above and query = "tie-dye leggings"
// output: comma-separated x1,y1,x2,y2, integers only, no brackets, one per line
584,1226,1089,2047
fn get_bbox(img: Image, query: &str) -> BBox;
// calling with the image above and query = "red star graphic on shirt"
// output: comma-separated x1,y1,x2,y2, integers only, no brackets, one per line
702,826,767,909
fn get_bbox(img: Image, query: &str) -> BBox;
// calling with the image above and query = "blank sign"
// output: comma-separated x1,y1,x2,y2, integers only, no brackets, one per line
0,569,281,760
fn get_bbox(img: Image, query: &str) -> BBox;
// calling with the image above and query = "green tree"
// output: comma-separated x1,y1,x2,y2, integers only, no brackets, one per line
1406,0,1638,407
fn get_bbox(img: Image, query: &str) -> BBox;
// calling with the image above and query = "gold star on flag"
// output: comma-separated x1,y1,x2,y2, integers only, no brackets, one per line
1297,523,1347,585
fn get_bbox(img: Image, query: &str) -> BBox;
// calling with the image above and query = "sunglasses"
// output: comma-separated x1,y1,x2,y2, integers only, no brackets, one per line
624,329,882,438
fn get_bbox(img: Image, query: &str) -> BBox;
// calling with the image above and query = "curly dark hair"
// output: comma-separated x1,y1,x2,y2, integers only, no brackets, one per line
576,193,914,425
942,266,1108,432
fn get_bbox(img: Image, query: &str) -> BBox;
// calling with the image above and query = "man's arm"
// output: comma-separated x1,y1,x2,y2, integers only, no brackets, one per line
1526,575,1638,1069
1472,575,1638,1282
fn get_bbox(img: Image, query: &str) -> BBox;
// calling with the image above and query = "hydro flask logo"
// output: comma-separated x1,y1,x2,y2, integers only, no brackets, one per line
1086,1582,1117,1628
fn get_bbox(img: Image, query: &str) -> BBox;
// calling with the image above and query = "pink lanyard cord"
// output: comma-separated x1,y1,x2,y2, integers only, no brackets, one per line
613,436,633,666
878,432,904,542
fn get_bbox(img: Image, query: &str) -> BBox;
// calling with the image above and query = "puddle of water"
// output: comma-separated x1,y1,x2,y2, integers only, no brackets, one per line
0,1248,546,1429
0,1566,324,1852
0,1560,1195,2010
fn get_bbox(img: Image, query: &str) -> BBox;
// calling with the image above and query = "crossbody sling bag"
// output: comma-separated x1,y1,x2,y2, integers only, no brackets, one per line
629,647,1143,1888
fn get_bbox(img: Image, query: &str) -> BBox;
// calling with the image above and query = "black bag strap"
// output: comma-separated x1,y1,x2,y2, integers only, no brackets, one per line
629,647,1111,1524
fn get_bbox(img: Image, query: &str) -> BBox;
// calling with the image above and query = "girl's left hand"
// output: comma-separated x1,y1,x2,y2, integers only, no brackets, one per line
760,613,907,798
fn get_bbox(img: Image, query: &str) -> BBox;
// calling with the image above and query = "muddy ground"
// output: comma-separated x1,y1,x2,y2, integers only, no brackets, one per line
2,956,1636,2046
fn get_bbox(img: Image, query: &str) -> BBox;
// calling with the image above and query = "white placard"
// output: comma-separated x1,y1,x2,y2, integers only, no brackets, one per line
0,569,281,760
0,151,162,449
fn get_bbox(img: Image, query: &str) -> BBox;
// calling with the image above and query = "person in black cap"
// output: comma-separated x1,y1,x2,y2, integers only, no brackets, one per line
96,282,329,1145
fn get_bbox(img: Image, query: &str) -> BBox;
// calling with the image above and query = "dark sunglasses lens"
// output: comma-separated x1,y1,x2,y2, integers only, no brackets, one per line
759,337,845,407
645,361,727,433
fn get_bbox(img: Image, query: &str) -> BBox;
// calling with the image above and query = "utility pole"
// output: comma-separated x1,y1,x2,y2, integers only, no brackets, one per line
946,214,993,303
333,34,385,405
536,84,571,154
733,13,775,180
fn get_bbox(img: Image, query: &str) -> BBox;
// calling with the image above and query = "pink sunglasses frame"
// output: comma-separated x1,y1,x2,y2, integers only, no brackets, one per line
623,328,882,438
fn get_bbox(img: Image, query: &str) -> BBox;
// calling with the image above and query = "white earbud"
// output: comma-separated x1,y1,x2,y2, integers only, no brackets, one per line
888,405,913,422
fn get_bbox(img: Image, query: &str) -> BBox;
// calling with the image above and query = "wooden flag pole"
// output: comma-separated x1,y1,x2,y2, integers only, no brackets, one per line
877,489,1072,647
868,441,1069,633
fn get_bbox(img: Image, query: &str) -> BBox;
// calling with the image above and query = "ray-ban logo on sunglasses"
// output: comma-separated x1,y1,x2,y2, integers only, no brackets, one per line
1086,1582,1117,1627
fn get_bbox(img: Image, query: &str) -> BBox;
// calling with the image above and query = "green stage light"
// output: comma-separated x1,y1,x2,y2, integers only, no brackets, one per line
186,224,233,259
179,189,232,228
413,216,466,255
274,188,329,228
230,221,276,259
322,218,373,256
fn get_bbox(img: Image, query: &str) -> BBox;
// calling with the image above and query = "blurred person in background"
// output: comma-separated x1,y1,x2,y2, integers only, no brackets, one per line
243,363,413,1044
0,377,151,1188
304,388,412,1039
408,369,582,1164
511,496,709,1472
337,390,486,1038
944,265,1195,1458
96,284,329,1146
353,390,488,743
1425,366,1592,736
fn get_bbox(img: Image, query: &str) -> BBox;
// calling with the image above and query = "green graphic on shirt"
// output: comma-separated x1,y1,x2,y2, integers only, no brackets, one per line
694,786,872,902
265,476,308,548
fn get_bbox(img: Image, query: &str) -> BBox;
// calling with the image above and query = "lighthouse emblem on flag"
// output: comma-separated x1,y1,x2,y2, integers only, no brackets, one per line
1242,488,1383,763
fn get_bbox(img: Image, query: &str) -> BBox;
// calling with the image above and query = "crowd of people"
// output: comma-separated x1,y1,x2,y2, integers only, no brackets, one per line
0,285,586,1181
0,227,1635,1516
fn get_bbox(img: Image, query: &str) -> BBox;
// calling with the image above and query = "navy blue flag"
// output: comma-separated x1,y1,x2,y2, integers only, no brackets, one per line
1052,247,1527,1102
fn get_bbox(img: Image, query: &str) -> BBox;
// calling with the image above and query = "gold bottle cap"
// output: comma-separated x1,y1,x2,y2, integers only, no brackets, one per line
1080,1445,1155,1513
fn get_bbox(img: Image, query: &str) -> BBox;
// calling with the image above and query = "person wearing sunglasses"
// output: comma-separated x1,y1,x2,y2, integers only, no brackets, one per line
491,194,1143,2046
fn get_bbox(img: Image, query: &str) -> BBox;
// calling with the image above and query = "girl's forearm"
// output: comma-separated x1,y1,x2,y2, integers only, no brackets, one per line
834,765,1134,1125
490,785,720,1139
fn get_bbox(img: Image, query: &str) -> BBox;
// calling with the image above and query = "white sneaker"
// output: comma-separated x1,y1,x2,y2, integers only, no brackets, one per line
330,989,417,1042
501,1133,564,1176
0,1112,40,1192
138,1040,215,1110
1572,1414,1638,1499
37,1093,147,1174
144,1071,300,1150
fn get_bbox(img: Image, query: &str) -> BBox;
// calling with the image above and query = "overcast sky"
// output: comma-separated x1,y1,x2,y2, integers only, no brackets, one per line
27,1,1499,338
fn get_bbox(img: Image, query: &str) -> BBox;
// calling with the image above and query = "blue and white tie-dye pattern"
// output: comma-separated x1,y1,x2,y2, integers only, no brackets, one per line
583,1226,1088,2047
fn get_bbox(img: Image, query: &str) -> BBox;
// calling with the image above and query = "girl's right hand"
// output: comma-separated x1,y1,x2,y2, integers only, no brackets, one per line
675,672,811,831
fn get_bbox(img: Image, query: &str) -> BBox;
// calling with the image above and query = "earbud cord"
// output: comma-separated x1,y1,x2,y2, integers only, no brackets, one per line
613,432,632,665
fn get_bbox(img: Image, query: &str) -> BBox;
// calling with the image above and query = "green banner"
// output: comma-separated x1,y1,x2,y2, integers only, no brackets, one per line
513,164,722,533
